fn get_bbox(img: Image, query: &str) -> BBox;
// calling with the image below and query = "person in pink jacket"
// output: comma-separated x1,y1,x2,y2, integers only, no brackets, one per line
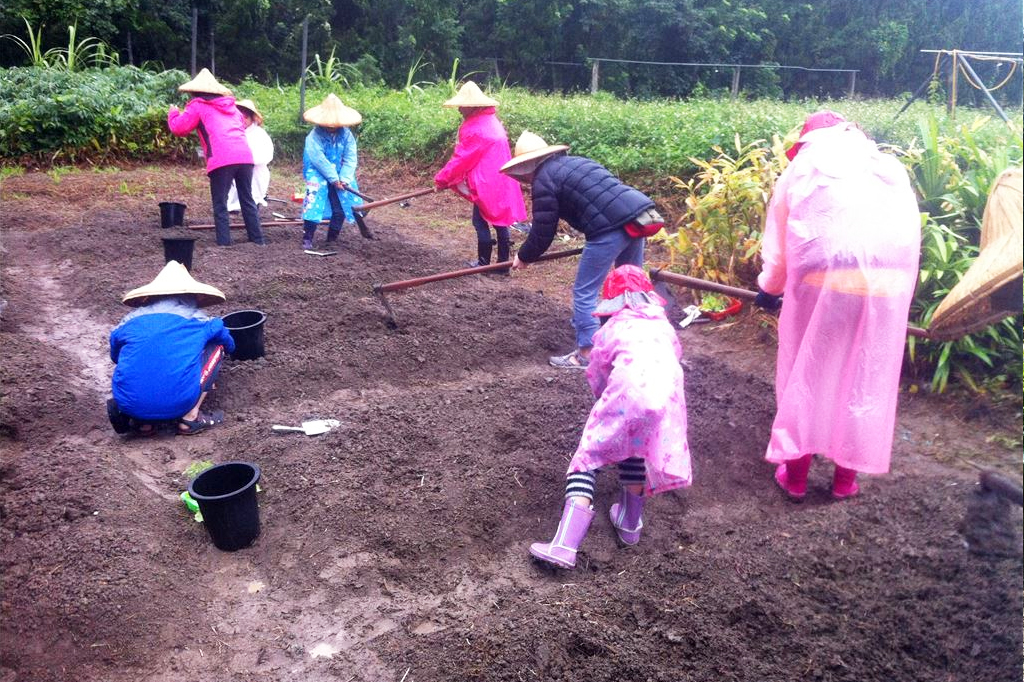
755,111,920,501
530,265,692,569
434,81,527,269
167,69,265,247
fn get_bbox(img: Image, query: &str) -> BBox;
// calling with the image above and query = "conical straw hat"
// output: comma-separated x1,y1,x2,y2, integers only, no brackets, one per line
235,99,263,125
443,81,498,108
929,167,1023,340
178,68,233,96
303,94,362,127
499,131,570,176
122,261,226,308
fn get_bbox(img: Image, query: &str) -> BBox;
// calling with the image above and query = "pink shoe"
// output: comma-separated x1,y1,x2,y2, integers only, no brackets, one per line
832,466,860,500
609,488,645,546
774,455,812,501
529,499,595,569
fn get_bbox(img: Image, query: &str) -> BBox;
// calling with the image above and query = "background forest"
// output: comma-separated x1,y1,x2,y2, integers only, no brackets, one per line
1,0,1022,99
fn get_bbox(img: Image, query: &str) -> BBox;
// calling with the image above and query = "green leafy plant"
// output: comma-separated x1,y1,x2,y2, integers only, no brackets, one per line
306,47,359,88
654,133,784,286
1,17,48,67
183,460,214,479
402,54,432,97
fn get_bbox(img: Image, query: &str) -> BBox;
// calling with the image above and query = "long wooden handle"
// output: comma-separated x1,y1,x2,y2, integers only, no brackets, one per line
374,247,585,294
356,187,436,212
649,268,931,339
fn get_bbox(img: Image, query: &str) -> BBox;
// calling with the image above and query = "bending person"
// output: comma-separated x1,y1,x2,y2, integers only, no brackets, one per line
300,94,363,250
755,111,921,500
108,261,235,436
501,131,663,368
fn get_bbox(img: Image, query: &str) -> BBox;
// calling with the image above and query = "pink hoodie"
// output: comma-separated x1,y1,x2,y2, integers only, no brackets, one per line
434,107,526,226
167,96,254,174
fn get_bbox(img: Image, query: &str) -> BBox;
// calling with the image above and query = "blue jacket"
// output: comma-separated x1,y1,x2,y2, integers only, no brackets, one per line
301,126,363,222
518,155,655,262
110,299,235,420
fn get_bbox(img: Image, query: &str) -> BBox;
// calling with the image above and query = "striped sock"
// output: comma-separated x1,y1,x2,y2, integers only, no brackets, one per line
617,457,646,487
565,471,597,503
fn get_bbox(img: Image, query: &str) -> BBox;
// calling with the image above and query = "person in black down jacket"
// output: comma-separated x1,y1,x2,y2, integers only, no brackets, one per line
501,131,664,368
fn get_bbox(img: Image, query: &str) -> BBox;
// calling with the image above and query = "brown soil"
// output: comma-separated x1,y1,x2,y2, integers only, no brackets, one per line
1,159,1021,682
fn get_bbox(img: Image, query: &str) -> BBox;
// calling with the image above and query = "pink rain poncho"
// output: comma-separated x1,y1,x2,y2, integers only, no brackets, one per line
434,107,527,226
568,305,692,495
758,123,921,474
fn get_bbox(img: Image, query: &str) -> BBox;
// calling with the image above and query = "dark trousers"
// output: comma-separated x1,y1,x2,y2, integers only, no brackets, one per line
209,164,264,246
472,205,510,264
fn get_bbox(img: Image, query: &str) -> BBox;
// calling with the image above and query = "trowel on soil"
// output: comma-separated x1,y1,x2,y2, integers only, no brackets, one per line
271,419,340,436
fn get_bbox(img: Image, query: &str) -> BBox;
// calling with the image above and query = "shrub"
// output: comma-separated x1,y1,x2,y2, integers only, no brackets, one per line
0,66,190,161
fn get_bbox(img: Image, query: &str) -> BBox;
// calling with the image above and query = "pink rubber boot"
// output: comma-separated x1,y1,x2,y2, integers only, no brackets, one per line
832,465,860,499
774,454,813,500
529,499,595,569
609,488,645,546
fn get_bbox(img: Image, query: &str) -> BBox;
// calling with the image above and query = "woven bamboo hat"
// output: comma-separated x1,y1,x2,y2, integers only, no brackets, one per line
303,93,362,128
929,167,1023,340
122,261,226,308
235,99,263,125
499,131,570,176
178,68,232,96
443,81,498,108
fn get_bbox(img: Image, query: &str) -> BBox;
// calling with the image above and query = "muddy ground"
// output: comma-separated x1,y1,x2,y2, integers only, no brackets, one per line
0,159,1021,682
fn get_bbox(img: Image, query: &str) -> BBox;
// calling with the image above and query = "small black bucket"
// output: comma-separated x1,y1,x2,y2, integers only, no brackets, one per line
159,201,187,228
162,236,198,271
223,310,267,361
188,461,261,551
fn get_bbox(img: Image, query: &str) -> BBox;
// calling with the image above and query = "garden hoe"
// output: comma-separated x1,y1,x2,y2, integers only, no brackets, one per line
648,268,932,339
271,419,340,436
186,187,436,239
374,247,585,328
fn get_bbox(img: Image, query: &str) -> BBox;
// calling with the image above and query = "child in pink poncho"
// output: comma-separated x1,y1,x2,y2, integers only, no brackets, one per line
529,265,692,570
755,111,920,501
434,81,526,269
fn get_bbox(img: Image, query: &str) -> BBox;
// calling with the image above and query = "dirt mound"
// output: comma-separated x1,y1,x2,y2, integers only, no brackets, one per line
1,161,1020,682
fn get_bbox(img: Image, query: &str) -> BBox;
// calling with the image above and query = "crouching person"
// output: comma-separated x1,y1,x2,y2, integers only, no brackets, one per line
107,261,234,436
529,265,692,569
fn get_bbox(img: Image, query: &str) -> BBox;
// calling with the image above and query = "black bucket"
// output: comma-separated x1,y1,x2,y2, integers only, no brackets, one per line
162,236,198,271
159,201,187,228
188,461,261,551
223,310,267,361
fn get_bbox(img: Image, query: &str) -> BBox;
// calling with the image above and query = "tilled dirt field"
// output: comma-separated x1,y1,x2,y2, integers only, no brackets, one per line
1,160,1021,682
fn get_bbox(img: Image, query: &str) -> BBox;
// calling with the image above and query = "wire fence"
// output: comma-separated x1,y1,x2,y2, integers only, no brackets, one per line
458,57,859,100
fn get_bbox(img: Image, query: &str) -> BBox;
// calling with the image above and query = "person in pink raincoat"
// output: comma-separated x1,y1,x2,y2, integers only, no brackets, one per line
167,69,266,247
530,265,692,569
755,111,920,501
434,81,527,269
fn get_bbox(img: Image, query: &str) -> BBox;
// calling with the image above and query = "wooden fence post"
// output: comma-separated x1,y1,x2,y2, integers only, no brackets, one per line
848,71,856,98
731,67,740,99
948,50,958,117
298,16,308,125
493,58,500,82
190,7,197,76
590,60,600,94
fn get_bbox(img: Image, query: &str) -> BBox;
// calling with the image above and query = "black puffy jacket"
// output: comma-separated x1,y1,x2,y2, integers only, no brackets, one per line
517,154,655,262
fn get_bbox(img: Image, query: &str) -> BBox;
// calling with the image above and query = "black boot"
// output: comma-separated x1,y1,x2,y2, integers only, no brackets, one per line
326,226,340,242
492,228,511,276
469,240,492,268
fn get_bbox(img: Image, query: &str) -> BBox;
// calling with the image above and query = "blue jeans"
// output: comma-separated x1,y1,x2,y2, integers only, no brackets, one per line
572,229,645,349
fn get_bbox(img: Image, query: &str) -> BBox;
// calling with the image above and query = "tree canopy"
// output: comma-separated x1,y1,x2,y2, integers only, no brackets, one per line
2,0,1021,100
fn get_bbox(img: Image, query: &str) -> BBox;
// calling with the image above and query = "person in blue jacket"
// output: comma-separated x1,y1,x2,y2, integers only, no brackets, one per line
300,94,364,250
108,261,235,436
501,131,664,369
